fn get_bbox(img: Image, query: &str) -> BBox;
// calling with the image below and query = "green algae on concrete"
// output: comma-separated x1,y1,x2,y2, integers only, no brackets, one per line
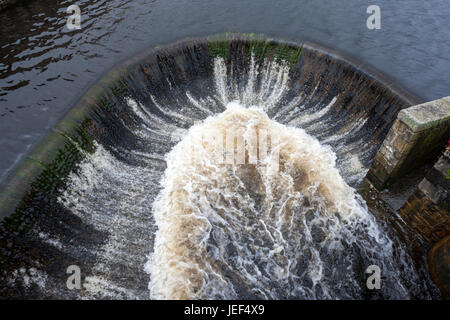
207,34,229,59
207,33,303,68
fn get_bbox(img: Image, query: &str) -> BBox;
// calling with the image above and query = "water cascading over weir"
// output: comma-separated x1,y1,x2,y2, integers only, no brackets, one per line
0,34,441,299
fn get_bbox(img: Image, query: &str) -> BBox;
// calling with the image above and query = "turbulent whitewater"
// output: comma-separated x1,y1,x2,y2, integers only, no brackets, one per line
140,58,432,299
1,53,438,299
147,101,385,299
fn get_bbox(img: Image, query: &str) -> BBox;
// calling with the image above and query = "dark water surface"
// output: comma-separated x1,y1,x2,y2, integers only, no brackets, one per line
0,0,449,186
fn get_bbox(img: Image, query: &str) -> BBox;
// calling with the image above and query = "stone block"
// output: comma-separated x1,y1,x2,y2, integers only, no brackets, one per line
367,96,450,189
418,178,447,205
398,150,450,245
398,96,450,132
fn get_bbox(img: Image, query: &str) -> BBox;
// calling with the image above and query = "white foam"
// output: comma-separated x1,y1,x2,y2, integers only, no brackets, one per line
147,102,386,299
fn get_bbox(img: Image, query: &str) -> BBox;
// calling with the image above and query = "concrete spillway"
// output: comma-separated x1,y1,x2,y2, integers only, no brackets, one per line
0,34,440,299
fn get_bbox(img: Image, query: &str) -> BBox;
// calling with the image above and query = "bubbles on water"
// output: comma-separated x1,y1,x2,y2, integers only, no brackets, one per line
146,100,416,299
48,56,437,300
143,57,437,300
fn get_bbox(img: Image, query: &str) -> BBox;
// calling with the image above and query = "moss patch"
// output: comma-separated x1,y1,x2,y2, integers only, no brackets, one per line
207,34,229,59
207,33,303,68
0,119,95,269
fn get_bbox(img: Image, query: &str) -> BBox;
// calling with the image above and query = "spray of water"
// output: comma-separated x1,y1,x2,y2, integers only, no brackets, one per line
47,57,436,299
144,58,426,299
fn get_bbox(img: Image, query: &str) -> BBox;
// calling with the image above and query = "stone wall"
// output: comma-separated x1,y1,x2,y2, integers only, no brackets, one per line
366,97,450,299
367,97,450,190
397,149,449,298
398,149,449,244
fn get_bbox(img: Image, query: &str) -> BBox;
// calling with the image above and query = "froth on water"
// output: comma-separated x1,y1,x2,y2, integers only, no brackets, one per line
146,102,418,299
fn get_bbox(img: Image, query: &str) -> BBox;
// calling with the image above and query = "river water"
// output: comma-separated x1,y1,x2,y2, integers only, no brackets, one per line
1,0,450,187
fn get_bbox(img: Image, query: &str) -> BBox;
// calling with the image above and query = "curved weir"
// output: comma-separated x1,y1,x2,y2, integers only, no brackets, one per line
0,34,440,299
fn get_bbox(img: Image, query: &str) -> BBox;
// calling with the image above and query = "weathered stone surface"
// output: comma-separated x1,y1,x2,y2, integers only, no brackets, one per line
428,235,450,299
419,178,448,205
367,97,450,189
399,97,450,132
399,190,449,244
398,150,450,245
